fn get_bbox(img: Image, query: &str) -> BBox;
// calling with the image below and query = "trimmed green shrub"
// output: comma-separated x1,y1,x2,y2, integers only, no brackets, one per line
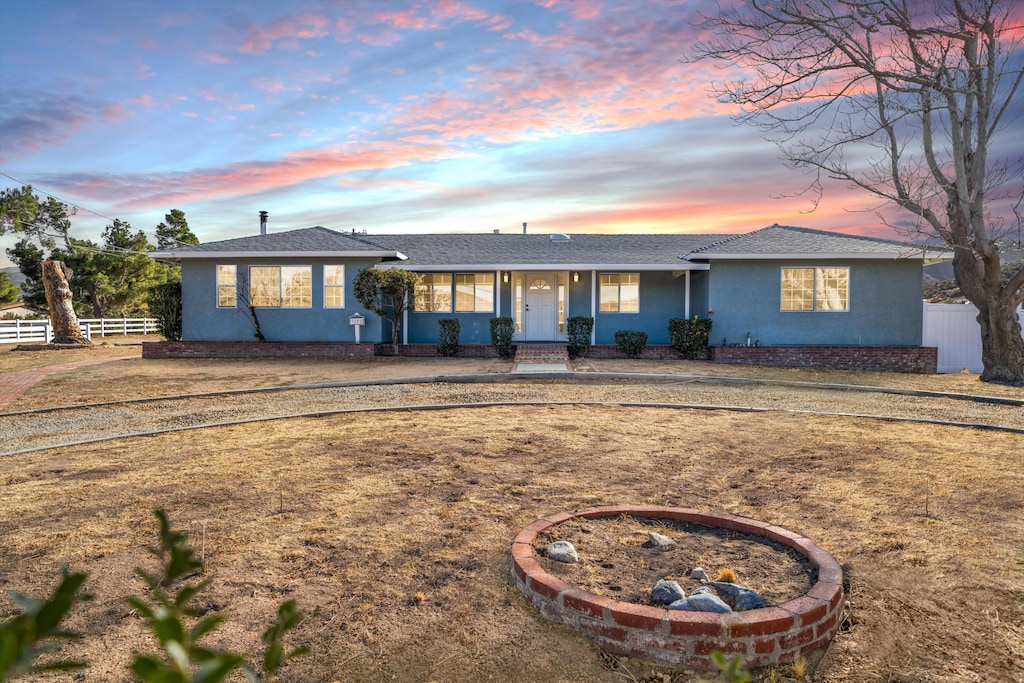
614,330,648,358
567,316,594,359
489,317,515,359
669,316,713,359
437,318,460,357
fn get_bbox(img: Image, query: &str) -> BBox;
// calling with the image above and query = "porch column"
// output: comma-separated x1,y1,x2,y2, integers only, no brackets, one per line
590,270,597,345
685,270,691,319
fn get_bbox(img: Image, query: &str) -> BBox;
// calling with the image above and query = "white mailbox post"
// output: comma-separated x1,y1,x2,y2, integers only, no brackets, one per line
349,313,365,344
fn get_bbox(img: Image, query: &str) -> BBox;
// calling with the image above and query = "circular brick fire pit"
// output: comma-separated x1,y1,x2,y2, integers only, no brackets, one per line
511,505,844,671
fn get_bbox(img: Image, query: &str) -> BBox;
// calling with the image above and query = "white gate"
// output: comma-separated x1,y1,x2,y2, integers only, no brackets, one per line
922,302,1024,373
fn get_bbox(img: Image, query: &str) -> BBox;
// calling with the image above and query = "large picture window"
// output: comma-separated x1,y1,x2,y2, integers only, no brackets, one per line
455,273,494,313
781,267,849,311
217,265,236,308
414,273,452,312
249,266,312,308
599,273,639,313
324,265,345,308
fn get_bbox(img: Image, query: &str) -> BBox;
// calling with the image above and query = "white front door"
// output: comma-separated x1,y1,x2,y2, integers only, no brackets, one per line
524,272,557,340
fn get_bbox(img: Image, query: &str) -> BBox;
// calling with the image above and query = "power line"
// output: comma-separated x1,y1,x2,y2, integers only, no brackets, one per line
0,171,119,224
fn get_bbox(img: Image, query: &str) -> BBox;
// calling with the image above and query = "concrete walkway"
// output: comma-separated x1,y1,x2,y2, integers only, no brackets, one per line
0,355,136,410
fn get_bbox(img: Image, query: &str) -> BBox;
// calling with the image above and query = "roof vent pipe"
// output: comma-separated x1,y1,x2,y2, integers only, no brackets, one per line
259,211,268,235
522,221,527,234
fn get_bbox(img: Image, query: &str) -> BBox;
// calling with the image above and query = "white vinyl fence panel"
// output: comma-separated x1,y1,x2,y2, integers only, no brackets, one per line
0,318,158,344
922,302,1024,373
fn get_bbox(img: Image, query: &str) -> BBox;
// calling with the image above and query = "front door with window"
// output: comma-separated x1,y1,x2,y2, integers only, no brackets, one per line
523,272,558,340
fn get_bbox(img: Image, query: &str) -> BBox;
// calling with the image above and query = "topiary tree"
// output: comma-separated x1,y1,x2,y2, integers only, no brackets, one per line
352,267,418,355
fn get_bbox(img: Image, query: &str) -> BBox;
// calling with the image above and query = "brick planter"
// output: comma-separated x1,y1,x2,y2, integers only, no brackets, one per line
711,345,937,374
142,341,375,358
511,506,844,671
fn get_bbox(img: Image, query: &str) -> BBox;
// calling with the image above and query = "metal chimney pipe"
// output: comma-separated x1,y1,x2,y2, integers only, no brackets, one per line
522,221,527,234
259,211,268,235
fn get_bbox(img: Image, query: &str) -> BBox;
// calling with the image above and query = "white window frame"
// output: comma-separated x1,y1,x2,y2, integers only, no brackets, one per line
781,267,849,312
216,265,236,308
414,273,453,312
599,272,639,313
455,273,495,313
249,265,312,308
324,264,345,309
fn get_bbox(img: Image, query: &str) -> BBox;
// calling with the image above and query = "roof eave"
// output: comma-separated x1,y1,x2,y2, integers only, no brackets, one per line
695,251,947,260
378,262,711,271
149,250,404,260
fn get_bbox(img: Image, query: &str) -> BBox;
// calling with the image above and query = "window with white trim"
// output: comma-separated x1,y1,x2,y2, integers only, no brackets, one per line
455,273,494,312
781,267,849,311
217,265,236,308
249,266,312,308
599,273,639,313
324,265,345,308
414,273,452,312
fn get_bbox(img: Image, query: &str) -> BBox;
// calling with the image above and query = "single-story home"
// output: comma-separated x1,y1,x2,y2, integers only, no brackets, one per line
150,223,950,370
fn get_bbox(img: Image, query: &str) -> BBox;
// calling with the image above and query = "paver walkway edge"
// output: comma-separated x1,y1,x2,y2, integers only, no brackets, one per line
0,355,136,410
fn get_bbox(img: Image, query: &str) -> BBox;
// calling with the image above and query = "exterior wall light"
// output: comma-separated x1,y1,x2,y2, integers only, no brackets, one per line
573,271,579,283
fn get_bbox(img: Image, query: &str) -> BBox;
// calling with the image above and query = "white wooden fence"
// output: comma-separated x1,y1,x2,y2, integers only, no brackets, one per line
0,318,159,344
922,302,1024,373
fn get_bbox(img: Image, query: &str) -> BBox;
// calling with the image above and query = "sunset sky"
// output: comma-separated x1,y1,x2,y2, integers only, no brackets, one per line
1,0,1021,267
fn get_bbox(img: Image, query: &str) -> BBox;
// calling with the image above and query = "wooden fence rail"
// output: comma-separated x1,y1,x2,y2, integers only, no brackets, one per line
0,318,159,344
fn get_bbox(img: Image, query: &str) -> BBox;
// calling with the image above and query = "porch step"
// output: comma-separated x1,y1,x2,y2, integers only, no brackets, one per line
514,344,570,363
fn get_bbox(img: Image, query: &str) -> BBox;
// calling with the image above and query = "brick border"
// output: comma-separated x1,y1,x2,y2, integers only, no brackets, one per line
143,341,936,373
511,506,844,671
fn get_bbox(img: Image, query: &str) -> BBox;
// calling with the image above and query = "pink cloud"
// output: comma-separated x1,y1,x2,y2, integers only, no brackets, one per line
237,13,331,53
59,141,453,210
205,52,231,64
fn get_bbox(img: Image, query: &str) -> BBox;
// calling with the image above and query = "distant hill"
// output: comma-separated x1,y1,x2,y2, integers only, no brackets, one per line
2,266,26,288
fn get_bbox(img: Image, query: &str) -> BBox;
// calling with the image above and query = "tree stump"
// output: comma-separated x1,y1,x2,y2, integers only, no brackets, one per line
42,259,91,345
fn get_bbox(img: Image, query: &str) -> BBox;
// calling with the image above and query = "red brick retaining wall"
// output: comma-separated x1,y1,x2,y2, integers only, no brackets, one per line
512,506,844,671
374,343,500,358
142,341,375,359
711,345,937,374
144,340,937,373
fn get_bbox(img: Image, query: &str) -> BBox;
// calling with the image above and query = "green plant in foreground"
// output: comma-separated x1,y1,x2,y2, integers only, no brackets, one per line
1,510,307,682
0,568,90,680
711,651,751,683
129,510,308,683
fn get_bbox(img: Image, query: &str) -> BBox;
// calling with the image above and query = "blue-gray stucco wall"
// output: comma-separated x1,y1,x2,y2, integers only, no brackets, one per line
181,259,384,343
706,259,923,346
587,270,706,345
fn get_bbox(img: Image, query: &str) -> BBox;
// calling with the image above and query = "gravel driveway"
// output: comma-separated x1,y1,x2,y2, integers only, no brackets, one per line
2,375,1021,457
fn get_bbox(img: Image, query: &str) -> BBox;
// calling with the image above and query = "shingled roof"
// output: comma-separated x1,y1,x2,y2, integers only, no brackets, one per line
152,224,945,265
683,225,940,260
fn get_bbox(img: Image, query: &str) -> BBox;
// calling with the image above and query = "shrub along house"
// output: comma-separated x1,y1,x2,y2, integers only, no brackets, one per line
148,222,949,372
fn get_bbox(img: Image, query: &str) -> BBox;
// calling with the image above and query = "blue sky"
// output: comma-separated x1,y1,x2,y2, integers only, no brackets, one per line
2,0,1021,267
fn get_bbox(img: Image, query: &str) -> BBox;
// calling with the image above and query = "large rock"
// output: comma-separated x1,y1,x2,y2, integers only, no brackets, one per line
644,532,676,548
651,579,686,606
706,581,765,610
667,593,732,614
544,541,579,563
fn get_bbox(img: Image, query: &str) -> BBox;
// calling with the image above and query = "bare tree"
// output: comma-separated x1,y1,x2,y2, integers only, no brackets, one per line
690,0,1024,383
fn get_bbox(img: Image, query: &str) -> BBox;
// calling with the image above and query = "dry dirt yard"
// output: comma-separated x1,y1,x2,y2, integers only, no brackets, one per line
1,345,1022,683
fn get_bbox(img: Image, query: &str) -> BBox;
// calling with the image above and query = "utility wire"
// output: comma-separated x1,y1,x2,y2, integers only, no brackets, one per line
0,171,119,224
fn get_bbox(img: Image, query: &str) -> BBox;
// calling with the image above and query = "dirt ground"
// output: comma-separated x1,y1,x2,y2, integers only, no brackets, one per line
1,345,1022,683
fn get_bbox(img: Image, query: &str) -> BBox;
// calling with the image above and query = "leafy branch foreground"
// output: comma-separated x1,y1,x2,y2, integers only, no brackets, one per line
0,510,307,682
